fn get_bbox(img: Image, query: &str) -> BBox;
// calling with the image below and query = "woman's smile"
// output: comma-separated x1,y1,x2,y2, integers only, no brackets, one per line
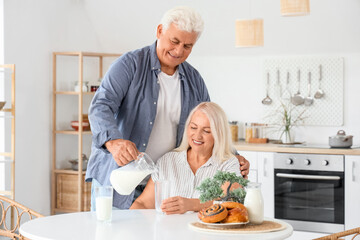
192,139,204,145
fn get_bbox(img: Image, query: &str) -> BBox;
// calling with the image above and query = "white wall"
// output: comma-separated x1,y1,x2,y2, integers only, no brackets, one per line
3,0,360,214
0,0,4,190
83,0,360,143
3,0,101,214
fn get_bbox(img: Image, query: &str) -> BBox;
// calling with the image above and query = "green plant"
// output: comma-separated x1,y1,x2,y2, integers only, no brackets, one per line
196,171,249,203
266,102,307,143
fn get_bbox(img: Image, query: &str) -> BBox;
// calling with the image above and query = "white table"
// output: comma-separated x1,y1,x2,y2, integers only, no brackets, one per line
20,209,293,240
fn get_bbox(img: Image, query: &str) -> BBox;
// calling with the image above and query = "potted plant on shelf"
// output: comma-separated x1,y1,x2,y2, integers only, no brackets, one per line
196,171,249,203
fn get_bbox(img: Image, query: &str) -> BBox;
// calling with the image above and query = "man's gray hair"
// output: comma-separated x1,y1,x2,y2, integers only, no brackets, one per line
160,6,204,38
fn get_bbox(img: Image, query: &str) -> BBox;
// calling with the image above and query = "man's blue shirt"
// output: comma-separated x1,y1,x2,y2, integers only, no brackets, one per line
85,41,210,209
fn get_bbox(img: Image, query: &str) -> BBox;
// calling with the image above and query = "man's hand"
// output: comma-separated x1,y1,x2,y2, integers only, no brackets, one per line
236,155,250,179
105,139,139,166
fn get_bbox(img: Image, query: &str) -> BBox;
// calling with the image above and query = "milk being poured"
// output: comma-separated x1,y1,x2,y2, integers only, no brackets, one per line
110,153,157,195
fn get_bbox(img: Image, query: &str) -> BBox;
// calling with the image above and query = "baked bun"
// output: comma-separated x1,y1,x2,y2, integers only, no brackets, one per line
221,207,249,223
198,204,228,223
221,201,246,210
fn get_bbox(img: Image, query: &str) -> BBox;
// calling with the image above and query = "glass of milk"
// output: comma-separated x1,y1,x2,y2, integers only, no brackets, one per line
110,153,158,195
244,182,264,224
95,186,113,223
155,180,170,214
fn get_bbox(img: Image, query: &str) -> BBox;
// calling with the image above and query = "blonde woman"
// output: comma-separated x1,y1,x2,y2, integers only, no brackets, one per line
130,102,242,214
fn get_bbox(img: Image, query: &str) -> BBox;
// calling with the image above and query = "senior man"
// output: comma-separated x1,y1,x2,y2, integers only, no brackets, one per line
86,6,250,210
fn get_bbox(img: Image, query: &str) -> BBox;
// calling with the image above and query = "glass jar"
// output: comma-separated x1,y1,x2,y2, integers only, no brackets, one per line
74,81,89,92
229,121,238,142
244,182,264,224
245,123,253,142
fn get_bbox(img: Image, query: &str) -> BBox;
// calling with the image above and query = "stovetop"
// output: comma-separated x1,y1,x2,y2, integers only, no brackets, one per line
279,144,360,149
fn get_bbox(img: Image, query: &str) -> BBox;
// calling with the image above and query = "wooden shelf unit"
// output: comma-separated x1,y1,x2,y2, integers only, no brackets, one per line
51,52,120,214
0,64,15,200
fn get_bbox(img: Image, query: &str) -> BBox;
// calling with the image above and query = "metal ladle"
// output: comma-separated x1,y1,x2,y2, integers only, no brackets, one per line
281,71,292,100
314,64,325,99
304,72,314,106
262,72,272,105
291,69,304,105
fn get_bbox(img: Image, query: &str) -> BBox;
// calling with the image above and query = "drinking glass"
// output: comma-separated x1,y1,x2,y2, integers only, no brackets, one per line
155,180,170,214
95,186,113,222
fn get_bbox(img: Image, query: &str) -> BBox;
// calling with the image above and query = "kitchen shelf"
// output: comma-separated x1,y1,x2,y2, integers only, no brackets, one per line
0,64,15,201
54,169,86,174
0,190,13,196
0,152,12,157
0,108,13,113
53,51,121,57
51,52,121,214
55,91,95,95
0,115,14,119
54,130,92,135
0,159,13,163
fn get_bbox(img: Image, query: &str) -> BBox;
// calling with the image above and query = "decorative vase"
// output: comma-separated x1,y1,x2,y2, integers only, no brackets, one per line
281,129,293,144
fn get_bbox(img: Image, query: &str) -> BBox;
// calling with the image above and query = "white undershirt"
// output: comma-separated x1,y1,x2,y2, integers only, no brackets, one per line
145,69,181,164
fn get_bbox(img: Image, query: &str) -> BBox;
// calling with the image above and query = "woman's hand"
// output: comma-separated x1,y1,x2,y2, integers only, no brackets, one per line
160,196,194,215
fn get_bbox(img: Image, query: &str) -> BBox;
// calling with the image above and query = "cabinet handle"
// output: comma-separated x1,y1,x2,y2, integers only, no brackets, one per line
353,161,356,182
263,158,267,177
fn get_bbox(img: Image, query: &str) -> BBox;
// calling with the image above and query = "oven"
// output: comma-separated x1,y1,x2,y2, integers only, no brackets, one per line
274,153,344,233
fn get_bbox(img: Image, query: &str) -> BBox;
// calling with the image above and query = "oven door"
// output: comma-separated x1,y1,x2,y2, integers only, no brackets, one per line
275,169,344,232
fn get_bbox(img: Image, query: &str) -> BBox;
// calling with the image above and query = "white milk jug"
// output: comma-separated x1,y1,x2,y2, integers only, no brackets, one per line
244,182,264,224
110,153,157,195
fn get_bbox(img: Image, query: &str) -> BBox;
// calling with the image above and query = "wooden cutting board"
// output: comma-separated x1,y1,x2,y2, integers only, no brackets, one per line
189,220,286,234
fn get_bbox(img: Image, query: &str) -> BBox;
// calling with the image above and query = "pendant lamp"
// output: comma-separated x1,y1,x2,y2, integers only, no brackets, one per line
235,19,264,47
281,0,310,16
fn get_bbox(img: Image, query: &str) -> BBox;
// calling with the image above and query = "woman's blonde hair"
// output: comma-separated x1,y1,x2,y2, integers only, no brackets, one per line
175,102,235,163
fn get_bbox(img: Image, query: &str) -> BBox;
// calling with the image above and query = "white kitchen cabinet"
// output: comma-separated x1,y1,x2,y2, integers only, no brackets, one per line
345,155,360,230
238,151,274,218
257,152,274,218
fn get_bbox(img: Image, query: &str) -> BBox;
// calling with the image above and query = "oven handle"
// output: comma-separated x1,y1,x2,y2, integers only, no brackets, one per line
275,173,341,180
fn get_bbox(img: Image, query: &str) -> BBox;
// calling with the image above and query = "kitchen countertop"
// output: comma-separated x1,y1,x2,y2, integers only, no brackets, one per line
234,141,360,155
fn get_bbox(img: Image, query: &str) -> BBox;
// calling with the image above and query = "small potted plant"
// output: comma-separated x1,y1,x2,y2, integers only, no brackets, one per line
266,102,307,144
196,171,249,204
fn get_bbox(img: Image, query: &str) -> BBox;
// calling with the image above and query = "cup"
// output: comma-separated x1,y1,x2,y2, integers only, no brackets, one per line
155,180,170,213
95,186,113,222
